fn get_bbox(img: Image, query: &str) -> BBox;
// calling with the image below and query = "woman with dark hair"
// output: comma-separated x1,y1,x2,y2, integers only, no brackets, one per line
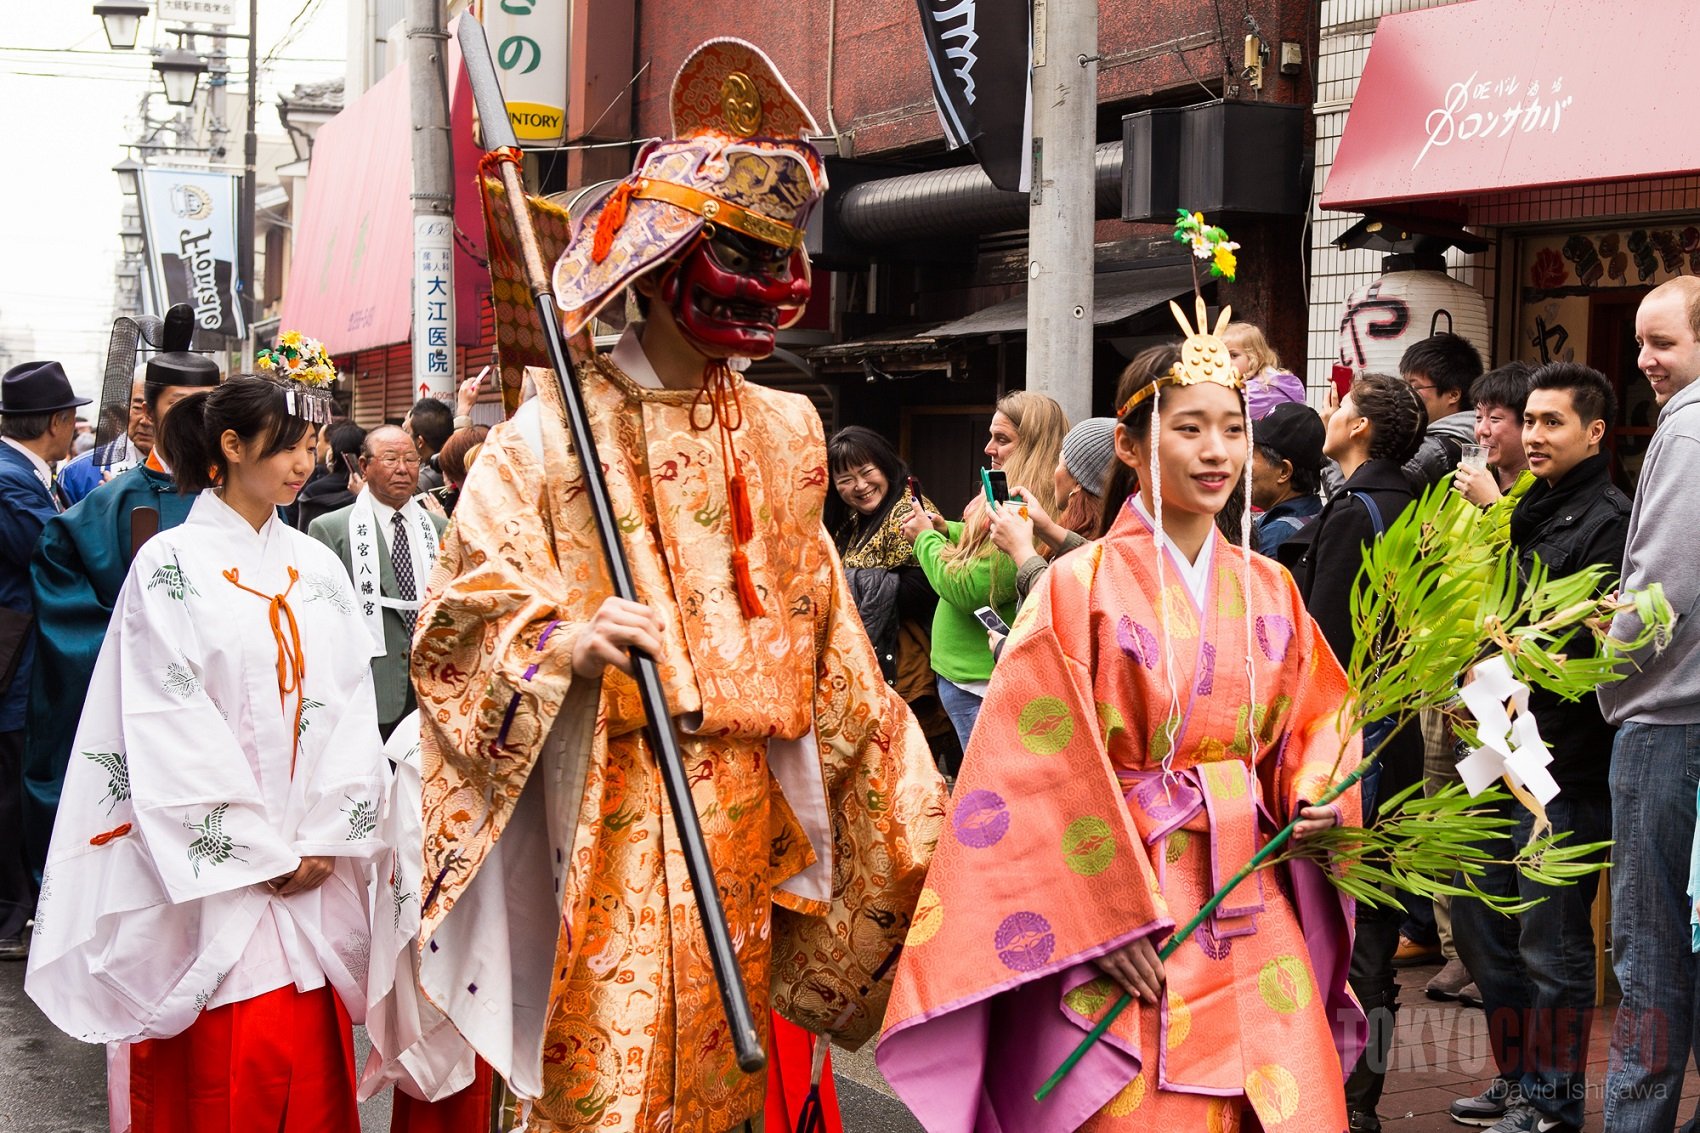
880,306,1364,1131
1289,369,1428,1133
826,427,954,769
294,420,367,530
26,376,390,1133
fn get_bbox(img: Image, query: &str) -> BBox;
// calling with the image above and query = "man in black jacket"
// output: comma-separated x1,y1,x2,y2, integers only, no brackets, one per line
1290,371,1428,1133
1446,363,1628,1133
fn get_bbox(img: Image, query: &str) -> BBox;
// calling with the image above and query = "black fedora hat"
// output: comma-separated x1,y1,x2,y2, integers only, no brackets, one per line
1,361,92,416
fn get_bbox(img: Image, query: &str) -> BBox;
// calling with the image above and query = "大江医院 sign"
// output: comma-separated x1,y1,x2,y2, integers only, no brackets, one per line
137,167,244,340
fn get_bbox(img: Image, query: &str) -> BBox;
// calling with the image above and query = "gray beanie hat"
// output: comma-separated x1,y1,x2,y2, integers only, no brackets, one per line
1060,416,1118,498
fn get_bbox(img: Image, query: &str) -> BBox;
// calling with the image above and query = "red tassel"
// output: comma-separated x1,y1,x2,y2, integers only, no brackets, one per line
732,548,764,618
729,473,754,544
591,181,636,264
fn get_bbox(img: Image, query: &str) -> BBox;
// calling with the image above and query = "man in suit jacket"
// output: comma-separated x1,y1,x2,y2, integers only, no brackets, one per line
0,361,88,958
308,425,446,739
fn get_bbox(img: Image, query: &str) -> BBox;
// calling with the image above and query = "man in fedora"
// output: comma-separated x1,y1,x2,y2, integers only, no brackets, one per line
0,360,89,959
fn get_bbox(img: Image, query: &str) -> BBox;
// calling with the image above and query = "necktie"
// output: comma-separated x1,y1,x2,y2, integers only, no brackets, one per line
391,511,417,607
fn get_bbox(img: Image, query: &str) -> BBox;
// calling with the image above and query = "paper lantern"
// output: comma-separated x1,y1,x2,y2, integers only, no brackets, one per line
1337,267,1491,376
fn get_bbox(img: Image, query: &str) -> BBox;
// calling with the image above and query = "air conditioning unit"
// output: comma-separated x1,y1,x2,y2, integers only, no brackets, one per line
1121,100,1307,222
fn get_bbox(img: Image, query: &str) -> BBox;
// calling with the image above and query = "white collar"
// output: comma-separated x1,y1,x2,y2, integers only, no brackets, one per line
365,491,406,526
612,326,665,389
2,436,53,484
1132,495,1215,605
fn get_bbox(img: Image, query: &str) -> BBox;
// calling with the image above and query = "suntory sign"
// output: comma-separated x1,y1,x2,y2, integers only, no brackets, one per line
479,0,569,146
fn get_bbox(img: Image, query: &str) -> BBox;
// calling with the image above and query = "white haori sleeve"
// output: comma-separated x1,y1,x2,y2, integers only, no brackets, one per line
361,712,478,1102
113,574,303,902
24,565,292,1042
285,661,391,862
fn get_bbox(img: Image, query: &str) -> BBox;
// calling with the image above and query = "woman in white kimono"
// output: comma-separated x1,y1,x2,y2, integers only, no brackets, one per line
25,376,390,1133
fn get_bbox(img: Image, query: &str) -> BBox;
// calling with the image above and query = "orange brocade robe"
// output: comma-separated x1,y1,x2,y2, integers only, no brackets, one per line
410,350,946,1133
878,505,1366,1132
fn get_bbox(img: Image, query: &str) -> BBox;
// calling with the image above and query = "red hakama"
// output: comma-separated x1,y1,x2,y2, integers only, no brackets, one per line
129,984,359,1133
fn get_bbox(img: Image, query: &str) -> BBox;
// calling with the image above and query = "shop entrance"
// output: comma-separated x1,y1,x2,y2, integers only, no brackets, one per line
1586,289,1654,490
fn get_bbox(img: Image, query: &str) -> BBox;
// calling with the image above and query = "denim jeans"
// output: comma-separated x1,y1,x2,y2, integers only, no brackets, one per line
1606,721,1700,1132
1451,789,1609,1128
935,676,984,755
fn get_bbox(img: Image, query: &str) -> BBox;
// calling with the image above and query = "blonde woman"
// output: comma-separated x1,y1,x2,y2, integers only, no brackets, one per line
901,390,1068,750
1223,321,1305,420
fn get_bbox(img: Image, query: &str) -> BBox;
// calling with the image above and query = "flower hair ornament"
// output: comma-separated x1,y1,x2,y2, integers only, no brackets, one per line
1117,209,1247,417
255,330,338,424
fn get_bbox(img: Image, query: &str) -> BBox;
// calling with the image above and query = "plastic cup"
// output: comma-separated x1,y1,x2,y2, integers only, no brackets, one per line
1459,443,1489,471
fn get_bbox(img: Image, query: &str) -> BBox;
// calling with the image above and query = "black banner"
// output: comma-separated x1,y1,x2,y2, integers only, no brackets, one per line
914,0,1032,192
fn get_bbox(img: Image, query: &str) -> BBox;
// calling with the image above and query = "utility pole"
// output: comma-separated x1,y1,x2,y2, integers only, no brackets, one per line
241,0,257,360
1023,0,1098,424
408,0,455,401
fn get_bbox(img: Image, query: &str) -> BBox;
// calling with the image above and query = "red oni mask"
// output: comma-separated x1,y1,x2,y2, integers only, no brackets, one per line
659,228,811,358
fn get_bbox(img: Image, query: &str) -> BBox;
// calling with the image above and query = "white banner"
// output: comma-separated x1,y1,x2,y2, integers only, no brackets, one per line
137,167,244,339
479,0,570,146
413,215,455,400
158,0,236,27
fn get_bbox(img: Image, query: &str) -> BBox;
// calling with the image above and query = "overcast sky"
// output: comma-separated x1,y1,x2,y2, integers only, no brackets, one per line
0,2,347,400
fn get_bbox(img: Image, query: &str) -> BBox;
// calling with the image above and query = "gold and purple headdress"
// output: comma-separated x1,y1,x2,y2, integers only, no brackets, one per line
550,38,827,336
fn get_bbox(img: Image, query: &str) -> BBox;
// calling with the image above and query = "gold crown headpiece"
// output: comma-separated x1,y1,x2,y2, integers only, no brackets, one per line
1117,296,1246,416
1117,210,1246,418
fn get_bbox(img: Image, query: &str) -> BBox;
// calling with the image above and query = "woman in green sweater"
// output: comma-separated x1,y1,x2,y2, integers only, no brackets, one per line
899,390,1068,749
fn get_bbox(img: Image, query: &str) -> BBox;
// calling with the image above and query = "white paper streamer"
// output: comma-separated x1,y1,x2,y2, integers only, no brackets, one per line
1455,654,1560,805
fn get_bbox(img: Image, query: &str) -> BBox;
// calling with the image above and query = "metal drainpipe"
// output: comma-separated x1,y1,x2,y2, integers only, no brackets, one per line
836,141,1125,245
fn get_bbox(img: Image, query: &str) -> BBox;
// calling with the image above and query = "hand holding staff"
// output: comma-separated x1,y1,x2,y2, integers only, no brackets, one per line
455,17,765,1074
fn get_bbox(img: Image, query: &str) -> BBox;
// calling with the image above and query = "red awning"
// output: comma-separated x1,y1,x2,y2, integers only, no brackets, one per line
1321,0,1700,216
280,26,488,353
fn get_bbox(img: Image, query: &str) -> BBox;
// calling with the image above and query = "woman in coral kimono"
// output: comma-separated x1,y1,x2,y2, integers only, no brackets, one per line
879,320,1366,1132
26,377,390,1133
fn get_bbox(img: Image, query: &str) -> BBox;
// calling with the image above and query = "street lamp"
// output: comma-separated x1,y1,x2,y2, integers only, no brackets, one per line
153,46,206,107
113,155,143,198
93,0,150,50
121,222,145,257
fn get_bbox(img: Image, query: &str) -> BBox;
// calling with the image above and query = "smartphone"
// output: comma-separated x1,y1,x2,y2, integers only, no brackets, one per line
974,605,1012,635
906,475,923,505
980,468,1010,505
343,453,361,477
1330,363,1355,399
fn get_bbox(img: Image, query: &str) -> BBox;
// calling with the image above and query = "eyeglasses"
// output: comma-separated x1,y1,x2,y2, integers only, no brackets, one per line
369,453,421,469
1407,382,1437,394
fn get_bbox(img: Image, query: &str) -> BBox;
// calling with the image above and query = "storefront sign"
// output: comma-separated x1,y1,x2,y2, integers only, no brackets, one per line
158,0,236,26
479,0,569,146
1322,0,1700,213
137,166,244,339
413,215,456,399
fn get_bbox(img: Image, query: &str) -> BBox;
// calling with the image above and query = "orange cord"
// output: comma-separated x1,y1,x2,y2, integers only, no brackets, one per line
89,823,132,846
691,361,762,617
476,147,524,268
223,566,307,773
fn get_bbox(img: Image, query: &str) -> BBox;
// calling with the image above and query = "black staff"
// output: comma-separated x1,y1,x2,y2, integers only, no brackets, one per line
455,18,765,1074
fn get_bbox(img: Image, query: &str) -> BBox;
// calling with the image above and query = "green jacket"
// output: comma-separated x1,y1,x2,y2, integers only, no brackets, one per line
913,521,1018,684
308,501,448,727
